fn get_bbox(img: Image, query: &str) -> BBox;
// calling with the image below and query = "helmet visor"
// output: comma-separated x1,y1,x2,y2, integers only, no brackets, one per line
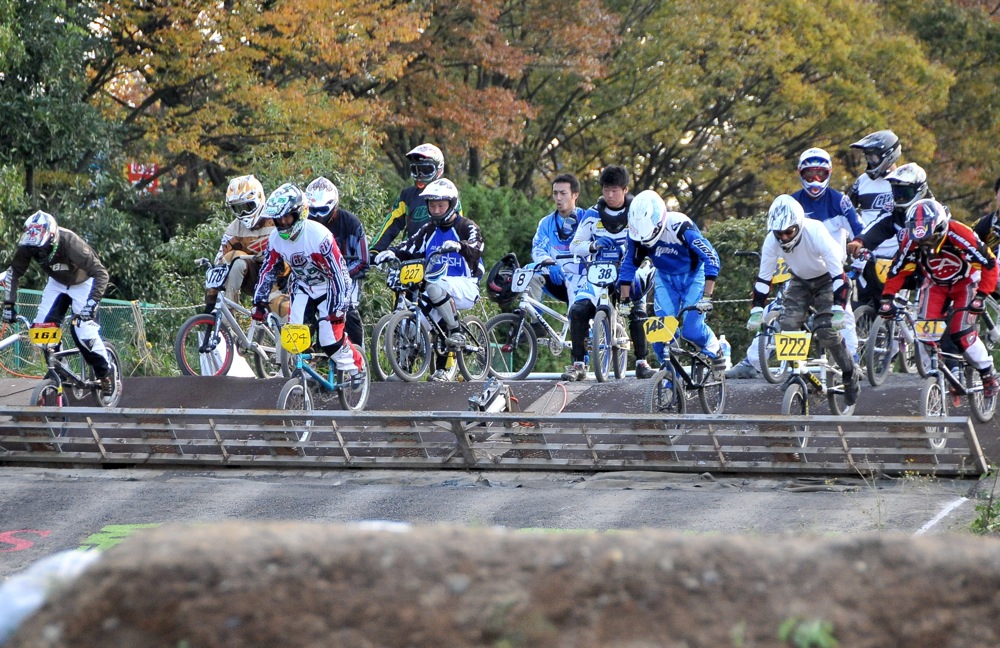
409,161,437,179
865,151,883,167
773,225,800,244
230,200,259,218
892,184,920,205
800,168,830,183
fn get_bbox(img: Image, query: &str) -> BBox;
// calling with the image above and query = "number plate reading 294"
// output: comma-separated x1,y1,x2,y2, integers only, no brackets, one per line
773,332,812,362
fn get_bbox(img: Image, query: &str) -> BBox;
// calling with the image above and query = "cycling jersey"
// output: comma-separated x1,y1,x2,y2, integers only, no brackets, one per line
254,219,351,313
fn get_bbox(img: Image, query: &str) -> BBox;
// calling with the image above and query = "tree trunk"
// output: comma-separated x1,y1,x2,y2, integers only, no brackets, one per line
24,164,34,200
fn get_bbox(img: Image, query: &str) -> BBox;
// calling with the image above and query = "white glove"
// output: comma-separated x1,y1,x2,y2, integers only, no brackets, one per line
831,305,846,330
439,240,461,253
695,296,713,313
374,250,396,265
746,306,764,331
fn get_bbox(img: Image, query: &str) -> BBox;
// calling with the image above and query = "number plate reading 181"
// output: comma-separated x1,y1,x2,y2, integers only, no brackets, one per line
204,265,229,289
587,262,618,287
399,261,424,286
280,323,312,354
29,325,63,347
510,268,533,293
642,316,679,344
913,319,947,343
773,331,812,362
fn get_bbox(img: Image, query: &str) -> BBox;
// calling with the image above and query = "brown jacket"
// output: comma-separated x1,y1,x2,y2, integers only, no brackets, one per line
7,228,109,303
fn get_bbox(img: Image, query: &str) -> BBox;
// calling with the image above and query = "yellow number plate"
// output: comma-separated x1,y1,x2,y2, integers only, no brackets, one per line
913,320,947,343
875,259,892,283
643,316,679,344
399,261,424,286
280,324,312,354
28,325,63,347
772,257,791,284
774,331,812,362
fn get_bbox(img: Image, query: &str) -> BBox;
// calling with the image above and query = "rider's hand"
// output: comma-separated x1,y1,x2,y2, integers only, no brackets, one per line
548,264,564,284
537,258,556,267
1,302,15,324
438,240,461,253
374,250,396,265
846,239,865,258
970,292,988,316
695,296,713,313
77,299,99,322
831,305,846,330
878,297,898,320
746,306,763,331
251,304,268,322
593,235,617,252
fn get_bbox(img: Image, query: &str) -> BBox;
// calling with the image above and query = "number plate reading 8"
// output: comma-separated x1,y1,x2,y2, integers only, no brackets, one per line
280,324,312,354
773,332,812,361
29,326,63,347
399,262,424,286
914,320,947,343
643,316,679,344
587,262,618,287
204,265,230,290
510,268,533,293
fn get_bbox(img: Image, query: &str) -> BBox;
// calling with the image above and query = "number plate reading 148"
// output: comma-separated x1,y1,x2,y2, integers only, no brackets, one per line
774,332,811,362
914,320,947,343
204,265,229,289
642,316,679,344
280,324,312,354
587,262,618,287
399,261,424,286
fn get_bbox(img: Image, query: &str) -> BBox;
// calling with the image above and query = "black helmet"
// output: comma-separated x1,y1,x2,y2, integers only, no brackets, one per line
486,253,519,306
850,130,901,179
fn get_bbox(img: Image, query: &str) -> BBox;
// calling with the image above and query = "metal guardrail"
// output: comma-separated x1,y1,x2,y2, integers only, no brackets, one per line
0,407,988,476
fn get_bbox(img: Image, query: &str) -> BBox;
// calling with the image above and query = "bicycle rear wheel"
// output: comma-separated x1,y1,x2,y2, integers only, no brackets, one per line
385,310,432,382
337,354,371,412
826,366,856,416
457,315,490,381
484,313,537,380
966,366,997,424
174,313,235,376
91,344,123,408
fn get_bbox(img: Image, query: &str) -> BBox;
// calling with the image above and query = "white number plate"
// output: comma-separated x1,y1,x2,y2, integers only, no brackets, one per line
204,265,230,290
510,268,533,293
587,262,618,287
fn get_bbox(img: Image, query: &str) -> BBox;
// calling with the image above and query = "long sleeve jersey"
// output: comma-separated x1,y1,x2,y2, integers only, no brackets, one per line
848,173,897,257
390,215,484,279
7,228,109,304
214,218,275,264
752,218,847,308
570,196,634,260
793,188,863,250
371,185,465,253
313,208,369,280
253,219,351,313
619,211,720,284
884,219,998,295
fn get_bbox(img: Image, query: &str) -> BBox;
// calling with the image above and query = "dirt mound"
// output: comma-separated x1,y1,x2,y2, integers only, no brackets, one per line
8,523,1000,648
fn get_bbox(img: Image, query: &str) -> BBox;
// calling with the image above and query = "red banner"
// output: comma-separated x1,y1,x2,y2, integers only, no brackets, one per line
127,162,159,193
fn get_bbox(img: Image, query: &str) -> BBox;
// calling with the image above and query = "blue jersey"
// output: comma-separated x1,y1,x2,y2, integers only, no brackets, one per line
532,208,585,265
792,188,863,250
620,211,720,283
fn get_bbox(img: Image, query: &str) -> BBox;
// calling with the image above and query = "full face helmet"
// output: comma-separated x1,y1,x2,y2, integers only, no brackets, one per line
628,190,667,246
420,178,460,227
767,195,806,253
264,183,306,241
406,143,445,188
885,163,928,211
905,198,950,250
305,176,340,221
850,130,901,179
485,253,519,306
797,147,832,199
225,175,266,229
19,211,59,262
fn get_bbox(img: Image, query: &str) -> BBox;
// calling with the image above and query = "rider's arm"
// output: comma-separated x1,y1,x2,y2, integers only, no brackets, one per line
531,216,554,264
454,217,484,271
680,223,721,281
752,238,779,308
569,212,598,257
370,193,409,253
4,246,32,305
395,223,433,261
252,240,281,305
856,208,897,252
321,233,353,314
618,238,643,300
839,193,865,239
213,220,241,264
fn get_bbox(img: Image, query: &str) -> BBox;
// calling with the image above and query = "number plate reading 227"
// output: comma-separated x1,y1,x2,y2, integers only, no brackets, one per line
399,261,424,286
773,332,812,362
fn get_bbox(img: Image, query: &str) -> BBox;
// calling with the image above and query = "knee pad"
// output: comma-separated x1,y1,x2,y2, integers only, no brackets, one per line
424,282,450,308
951,324,976,352
569,300,595,321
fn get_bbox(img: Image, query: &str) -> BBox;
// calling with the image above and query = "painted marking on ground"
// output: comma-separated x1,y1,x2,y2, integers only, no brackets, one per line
913,497,968,536
78,523,162,551
0,529,52,552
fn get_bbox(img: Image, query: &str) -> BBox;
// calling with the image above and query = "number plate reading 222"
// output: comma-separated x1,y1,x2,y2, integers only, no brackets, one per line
773,332,812,362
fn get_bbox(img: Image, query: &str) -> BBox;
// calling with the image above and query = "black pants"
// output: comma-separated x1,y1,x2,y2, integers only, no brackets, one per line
567,299,648,364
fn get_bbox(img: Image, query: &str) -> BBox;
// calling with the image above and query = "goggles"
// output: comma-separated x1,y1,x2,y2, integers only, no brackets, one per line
409,161,437,178
865,151,883,167
891,184,921,204
229,200,259,218
800,168,830,183
309,204,334,218
774,225,800,243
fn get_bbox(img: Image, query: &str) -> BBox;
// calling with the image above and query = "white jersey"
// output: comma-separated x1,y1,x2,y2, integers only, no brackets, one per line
254,219,351,311
758,218,844,284
849,173,897,258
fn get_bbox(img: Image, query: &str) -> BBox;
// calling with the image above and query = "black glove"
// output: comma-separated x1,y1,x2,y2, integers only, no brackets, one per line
970,292,988,316
1,302,15,324
251,304,268,322
77,298,99,322
878,297,898,320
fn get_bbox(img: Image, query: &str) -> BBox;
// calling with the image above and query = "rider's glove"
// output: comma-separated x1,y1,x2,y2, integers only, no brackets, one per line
374,250,396,265
878,297,898,320
548,264,564,285
593,236,617,252
970,292,988,316
746,306,763,331
251,304,268,322
438,240,461,253
695,296,713,313
77,299,99,322
1,302,15,324
831,305,846,330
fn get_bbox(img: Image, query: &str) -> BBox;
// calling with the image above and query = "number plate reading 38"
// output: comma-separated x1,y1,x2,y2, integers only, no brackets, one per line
280,324,312,354
587,262,618,287
914,320,947,343
399,261,424,286
773,332,811,362
510,268,533,293
29,325,63,347
204,265,229,289
643,316,679,344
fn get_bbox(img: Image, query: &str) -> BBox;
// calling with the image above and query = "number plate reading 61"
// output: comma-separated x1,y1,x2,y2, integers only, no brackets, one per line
774,331,812,362
914,319,946,343
587,262,618,287
29,325,63,347
280,324,312,354
399,261,424,286
204,265,230,289
643,316,679,344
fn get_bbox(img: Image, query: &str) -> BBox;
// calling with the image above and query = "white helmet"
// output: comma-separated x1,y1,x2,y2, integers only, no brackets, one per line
627,190,667,246
406,143,445,186
767,195,806,252
225,175,266,229
305,176,340,220
420,178,460,226
797,147,832,199
885,163,928,210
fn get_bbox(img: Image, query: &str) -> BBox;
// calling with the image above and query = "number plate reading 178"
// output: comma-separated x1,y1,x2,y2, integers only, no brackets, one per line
587,262,618,287
204,265,230,289
773,332,812,362
914,319,947,343
29,325,63,347
280,324,312,354
399,261,424,286
642,316,679,344
510,268,533,293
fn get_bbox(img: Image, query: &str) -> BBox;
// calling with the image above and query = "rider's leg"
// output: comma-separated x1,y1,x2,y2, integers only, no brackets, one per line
67,280,111,378
424,280,463,345
563,297,596,380
223,253,253,303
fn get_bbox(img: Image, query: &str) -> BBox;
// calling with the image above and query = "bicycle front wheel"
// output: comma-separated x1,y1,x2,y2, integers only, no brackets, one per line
612,318,628,380
920,377,948,450
369,314,394,382
277,377,314,442
252,324,290,379
337,354,371,412
757,310,790,384
175,313,235,376
864,317,894,387
694,362,726,414
591,309,614,383
485,313,537,380
645,367,686,414
385,310,432,382
853,304,876,371
92,344,123,408
29,378,67,438
457,315,490,381
781,380,809,452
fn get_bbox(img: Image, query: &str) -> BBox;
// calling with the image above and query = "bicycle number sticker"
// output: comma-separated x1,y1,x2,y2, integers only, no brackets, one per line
914,319,947,343
874,259,892,283
773,257,791,284
643,316,679,344
774,332,811,361
587,262,618,287
280,323,312,354
399,261,424,286
510,268,532,293
204,265,229,289
28,325,62,346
